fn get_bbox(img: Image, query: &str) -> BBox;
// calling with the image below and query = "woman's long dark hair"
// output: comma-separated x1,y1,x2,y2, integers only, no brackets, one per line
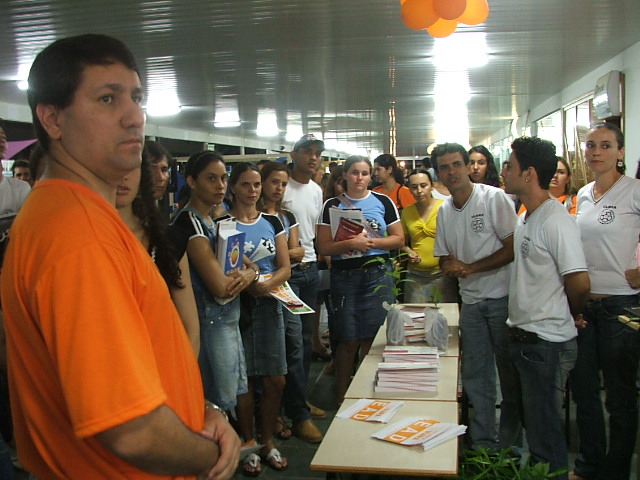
132,153,183,289
468,145,501,187
257,161,289,213
373,153,405,185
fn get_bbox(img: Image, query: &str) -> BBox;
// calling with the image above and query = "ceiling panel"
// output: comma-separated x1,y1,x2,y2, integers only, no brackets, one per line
0,0,639,157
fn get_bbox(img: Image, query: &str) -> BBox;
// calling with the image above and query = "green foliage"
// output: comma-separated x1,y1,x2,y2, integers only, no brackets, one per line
430,283,443,308
455,447,567,480
364,252,412,299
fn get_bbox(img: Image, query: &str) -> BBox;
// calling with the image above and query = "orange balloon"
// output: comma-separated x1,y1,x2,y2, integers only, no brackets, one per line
401,0,440,30
426,18,458,38
459,0,489,25
433,0,467,20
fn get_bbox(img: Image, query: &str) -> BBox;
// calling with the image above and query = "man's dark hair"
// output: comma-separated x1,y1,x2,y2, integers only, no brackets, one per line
29,143,46,181
510,136,557,190
431,143,469,172
11,159,30,175
27,34,140,152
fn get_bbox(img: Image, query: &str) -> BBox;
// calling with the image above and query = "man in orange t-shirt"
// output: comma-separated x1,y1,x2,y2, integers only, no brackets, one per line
0,34,240,479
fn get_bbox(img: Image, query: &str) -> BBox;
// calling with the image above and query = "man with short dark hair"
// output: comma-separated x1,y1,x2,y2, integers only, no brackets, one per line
504,136,589,479
433,142,520,450
0,34,240,479
11,159,33,186
144,140,173,201
280,134,326,443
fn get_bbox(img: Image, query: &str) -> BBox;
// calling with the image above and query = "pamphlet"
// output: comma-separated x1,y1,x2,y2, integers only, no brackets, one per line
260,273,315,314
372,416,466,451
336,398,404,423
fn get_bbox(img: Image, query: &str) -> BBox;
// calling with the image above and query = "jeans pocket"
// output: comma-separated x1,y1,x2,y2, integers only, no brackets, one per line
520,346,548,365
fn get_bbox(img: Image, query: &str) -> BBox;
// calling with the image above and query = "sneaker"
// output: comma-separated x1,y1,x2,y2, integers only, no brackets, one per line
307,401,327,419
292,419,323,443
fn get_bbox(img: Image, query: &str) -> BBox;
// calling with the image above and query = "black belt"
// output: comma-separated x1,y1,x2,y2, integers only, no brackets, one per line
508,327,540,344
293,262,314,271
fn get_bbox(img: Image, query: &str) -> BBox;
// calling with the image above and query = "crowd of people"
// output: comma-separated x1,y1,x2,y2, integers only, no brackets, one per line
0,33,638,480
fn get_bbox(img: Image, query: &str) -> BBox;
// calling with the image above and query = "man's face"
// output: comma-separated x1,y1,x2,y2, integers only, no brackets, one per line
0,126,6,160
503,152,525,195
436,152,470,193
291,143,323,177
151,156,170,199
44,62,145,185
13,167,32,184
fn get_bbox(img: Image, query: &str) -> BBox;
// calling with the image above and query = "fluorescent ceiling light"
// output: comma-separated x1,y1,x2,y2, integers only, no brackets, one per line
285,124,303,142
146,92,181,116
431,33,489,70
257,108,279,137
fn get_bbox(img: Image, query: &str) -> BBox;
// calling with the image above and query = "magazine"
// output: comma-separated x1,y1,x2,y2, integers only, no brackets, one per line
260,273,315,314
328,207,366,259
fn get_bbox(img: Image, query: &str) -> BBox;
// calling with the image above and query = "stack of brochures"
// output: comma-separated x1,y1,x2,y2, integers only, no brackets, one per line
401,308,427,342
372,416,466,452
374,346,440,393
336,398,404,423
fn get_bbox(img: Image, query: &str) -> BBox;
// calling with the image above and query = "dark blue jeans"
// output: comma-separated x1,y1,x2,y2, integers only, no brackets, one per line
283,263,320,423
510,336,576,480
571,295,640,480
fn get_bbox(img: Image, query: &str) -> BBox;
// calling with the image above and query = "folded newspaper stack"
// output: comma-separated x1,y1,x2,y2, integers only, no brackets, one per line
375,346,440,392
336,398,404,423
372,416,466,451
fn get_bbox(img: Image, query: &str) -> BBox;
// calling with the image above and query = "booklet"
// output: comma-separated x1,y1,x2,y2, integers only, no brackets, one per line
336,398,404,423
217,228,245,275
328,207,366,259
260,273,315,314
372,417,466,451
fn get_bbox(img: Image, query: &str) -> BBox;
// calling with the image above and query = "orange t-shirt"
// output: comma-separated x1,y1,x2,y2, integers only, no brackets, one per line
1,180,203,479
517,194,576,217
373,183,416,211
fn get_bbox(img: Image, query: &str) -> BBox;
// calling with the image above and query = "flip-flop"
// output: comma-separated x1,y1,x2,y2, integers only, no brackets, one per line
242,453,261,477
275,416,292,440
262,448,288,471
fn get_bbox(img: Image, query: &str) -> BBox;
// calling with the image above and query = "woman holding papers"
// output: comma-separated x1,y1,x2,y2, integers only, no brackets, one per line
317,155,404,405
571,123,640,480
229,162,291,474
171,151,257,422
116,151,200,353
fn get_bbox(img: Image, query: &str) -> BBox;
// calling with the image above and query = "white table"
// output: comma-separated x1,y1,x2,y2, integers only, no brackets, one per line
310,398,460,477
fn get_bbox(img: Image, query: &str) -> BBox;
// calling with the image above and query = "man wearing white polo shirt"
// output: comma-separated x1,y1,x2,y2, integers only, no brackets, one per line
504,136,590,479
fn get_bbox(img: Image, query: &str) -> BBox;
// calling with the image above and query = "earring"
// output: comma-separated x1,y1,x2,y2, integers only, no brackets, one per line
617,159,624,168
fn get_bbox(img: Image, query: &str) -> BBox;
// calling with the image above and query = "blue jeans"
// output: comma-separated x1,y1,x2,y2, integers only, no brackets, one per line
572,295,640,480
460,297,520,449
510,337,576,480
329,261,395,343
283,263,320,423
195,294,247,411
0,433,14,480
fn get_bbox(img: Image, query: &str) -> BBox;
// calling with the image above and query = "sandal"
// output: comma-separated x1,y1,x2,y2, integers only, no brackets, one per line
275,416,292,440
242,453,261,477
261,448,288,471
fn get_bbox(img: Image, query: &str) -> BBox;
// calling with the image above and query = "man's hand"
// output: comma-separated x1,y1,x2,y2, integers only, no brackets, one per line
625,268,640,289
441,253,471,278
200,408,241,480
574,313,588,330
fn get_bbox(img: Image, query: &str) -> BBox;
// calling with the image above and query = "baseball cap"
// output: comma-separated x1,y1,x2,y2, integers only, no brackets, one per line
293,134,325,152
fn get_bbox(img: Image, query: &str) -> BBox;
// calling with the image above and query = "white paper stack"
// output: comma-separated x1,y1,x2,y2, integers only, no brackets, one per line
382,345,439,363
375,362,440,392
336,398,404,423
372,416,466,451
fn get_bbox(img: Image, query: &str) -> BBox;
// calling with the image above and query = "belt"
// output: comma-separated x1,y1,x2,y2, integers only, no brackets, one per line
508,327,540,344
294,262,314,271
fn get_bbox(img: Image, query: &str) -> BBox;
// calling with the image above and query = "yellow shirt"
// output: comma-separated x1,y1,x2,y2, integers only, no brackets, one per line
401,200,443,271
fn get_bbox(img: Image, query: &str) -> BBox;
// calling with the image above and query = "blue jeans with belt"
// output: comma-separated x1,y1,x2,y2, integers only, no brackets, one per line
283,263,320,423
572,294,640,480
510,335,576,480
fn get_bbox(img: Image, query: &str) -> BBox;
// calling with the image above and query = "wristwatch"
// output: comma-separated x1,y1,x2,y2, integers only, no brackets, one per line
204,400,228,421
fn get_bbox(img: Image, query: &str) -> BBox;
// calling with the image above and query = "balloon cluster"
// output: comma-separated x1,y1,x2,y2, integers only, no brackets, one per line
400,0,489,38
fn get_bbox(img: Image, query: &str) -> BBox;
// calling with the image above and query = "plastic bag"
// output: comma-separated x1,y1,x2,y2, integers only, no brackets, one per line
384,302,410,346
424,306,449,352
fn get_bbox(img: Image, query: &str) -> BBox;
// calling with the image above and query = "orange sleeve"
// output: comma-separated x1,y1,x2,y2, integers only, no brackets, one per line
399,186,416,209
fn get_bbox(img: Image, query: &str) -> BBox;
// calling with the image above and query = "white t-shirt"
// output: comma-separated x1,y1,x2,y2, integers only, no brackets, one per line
434,183,516,304
0,175,30,215
576,175,640,296
507,199,586,342
281,177,323,263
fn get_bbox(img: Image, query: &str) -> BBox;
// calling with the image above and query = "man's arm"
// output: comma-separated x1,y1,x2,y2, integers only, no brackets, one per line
96,404,240,478
563,270,590,319
441,235,514,278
